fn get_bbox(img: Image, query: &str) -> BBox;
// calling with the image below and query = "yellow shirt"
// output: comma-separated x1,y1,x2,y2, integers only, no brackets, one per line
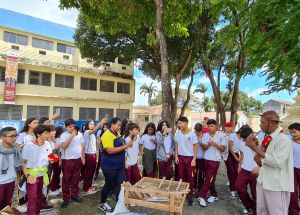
258,127,294,192
101,130,120,149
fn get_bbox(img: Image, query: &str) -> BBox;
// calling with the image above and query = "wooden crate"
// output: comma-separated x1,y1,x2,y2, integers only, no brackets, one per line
124,177,189,215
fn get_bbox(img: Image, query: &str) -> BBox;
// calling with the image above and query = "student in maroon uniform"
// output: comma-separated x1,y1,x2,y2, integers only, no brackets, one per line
0,127,22,211
175,116,198,206
194,123,205,194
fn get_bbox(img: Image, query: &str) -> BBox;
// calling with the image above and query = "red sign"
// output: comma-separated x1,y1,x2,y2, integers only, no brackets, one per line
3,51,19,104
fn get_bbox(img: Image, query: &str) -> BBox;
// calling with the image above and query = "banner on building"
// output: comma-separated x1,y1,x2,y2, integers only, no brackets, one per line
3,50,19,104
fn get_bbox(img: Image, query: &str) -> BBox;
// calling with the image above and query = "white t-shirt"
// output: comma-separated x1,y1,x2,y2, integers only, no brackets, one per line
229,133,241,153
196,135,204,159
0,152,16,184
139,134,156,150
22,141,52,176
60,132,83,160
125,136,140,166
240,140,257,171
175,130,198,157
292,140,300,169
203,132,227,162
16,132,36,146
222,133,230,161
83,130,97,154
164,133,172,154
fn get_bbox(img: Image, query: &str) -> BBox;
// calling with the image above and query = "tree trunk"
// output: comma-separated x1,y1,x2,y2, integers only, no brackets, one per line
180,70,195,117
203,60,226,130
148,94,152,106
171,72,181,128
155,0,172,122
216,66,222,124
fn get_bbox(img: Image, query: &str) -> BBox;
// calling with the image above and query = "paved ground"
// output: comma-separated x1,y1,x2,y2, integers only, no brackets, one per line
15,163,245,215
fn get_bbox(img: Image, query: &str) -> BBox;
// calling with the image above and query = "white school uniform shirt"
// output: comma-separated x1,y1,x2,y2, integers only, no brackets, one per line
239,140,257,171
125,136,140,166
139,134,156,150
196,135,205,159
83,130,97,154
16,132,36,146
292,139,300,169
22,141,52,176
229,133,241,153
203,132,227,162
0,145,16,184
175,130,198,157
60,131,83,160
164,133,172,154
222,132,230,161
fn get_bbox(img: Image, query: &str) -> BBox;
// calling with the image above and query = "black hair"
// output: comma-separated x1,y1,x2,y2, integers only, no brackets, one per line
55,126,64,138
177,116,188,123
48,125,56,132
110,117,122,128
240,126,254,139
33,125,51,138
84,120,94,132
124,122,140,138
21,118,37,133
194,123,203,132
143,122,156,136
64,118,75,127
207,119,217,125
288,123,300,131
157,120,170,132
121,118,130,136
0,127,16,136
237,124,250,134
100,122,110,138
39,117,49,125
74,126,80,132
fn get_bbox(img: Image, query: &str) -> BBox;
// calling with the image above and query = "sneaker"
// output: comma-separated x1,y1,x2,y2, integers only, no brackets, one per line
99,202,113,212
187,199,194,206
16,204,27,213
40,205,53,212
83,188,94,195
207,196,218,203
61,200,69,209
243,208,252,214
198,197,207,207
49,189,61,196
230,191,237,200
72,196,83,203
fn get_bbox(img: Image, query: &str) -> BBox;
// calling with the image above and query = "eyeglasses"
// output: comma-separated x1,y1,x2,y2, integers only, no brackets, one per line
4,135,17,139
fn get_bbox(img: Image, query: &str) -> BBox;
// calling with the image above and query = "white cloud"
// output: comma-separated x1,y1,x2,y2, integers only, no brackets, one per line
0,0,78,27
247,88,268,98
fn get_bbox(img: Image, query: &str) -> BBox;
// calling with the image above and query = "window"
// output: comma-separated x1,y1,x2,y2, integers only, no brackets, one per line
116,109,129,120
29,71,51,86
27,106,49,119
32,38,54,50
100,80,114,92
0,67,25,84
145,116,149,122
0,105,22,120
55,74,74,88
3,31,28,45
117,82,130,94
99,108,114,120
53,107,73,119
79,108,96,120
57,43,76,55
80,78,97,91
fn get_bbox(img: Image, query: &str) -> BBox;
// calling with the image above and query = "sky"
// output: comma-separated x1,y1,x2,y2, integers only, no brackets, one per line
0,0,297,106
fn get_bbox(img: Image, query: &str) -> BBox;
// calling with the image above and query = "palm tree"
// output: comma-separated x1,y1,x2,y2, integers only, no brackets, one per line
194,83,208,110
140,82,158,106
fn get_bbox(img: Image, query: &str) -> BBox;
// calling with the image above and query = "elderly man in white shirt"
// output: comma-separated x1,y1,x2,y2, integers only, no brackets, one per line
246,110,293,215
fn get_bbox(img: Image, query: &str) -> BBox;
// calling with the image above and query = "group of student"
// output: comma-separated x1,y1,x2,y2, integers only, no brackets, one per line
0,112,300,215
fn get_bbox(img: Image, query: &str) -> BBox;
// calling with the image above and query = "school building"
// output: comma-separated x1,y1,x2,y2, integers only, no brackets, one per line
0,8,134,121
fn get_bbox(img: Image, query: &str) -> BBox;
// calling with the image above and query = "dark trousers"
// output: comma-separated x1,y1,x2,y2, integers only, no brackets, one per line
61,158,81,201
225,153,239,191
0,181,15,211
125,164,141,185
49,162,61,192
178,155,194,200
26,176,43,215
236,168,257,215
83,153,97,192
199,160,220,198
101,168,125,204
194,158,205,191
158,158,173,180
95,149,102,177
289,167,300,215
